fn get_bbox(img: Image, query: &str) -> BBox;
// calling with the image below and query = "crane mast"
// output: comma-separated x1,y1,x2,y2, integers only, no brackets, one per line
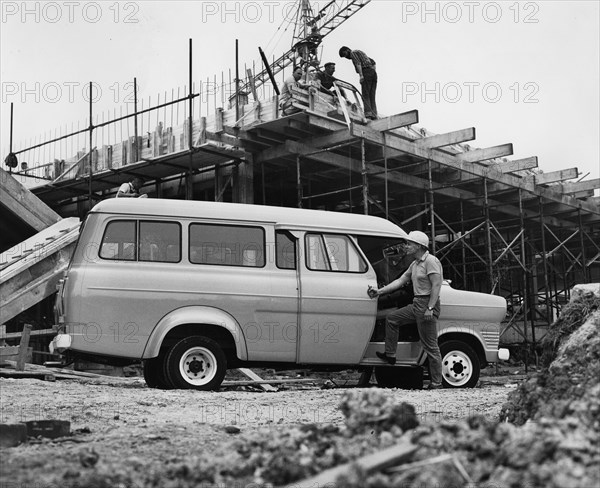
241,0,371,97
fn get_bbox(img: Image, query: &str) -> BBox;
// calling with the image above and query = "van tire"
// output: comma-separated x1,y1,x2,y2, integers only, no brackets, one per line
143,352,172,389
375,366,423,389
440,340,480,388
165,336,227,390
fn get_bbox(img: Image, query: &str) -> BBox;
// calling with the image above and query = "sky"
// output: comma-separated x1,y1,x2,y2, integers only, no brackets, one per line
1,0,599,192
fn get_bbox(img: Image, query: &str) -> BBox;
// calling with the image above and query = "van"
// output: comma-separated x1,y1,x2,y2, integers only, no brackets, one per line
50,199,508,389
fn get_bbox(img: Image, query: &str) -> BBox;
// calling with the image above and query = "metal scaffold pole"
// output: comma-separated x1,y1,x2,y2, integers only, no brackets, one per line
187,38,194,200
88,82,93,209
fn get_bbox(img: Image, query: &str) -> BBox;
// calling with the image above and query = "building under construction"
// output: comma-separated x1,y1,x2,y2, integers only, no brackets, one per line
1,0,599,361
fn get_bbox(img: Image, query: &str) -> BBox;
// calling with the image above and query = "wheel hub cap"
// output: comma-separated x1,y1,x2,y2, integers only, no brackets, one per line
442,350,473,386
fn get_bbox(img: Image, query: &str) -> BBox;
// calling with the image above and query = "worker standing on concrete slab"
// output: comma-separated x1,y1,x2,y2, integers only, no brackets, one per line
116,177,147,198
368,231,444,389
339,46,378,120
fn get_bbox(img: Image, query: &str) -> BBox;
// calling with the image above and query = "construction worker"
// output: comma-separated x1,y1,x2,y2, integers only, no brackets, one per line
116,177,147,198
316,62,338,91
368,231,444,389
279,66,304,115
339,46,378,119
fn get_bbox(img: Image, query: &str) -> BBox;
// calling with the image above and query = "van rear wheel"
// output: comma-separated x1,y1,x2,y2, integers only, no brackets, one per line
143,351,172,389
165,336,227,390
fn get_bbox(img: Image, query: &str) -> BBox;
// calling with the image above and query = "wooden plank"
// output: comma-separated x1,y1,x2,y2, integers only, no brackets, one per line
236,368,277,391
558,178,600,194
291,440,417,488
524,168,578,185
367,110,419,131
496,156,538,173
0,328,57,340
0,370,55,381
455,143,513,163
349,124,599,215
15,324,32,371
0,346,20,357
0,167,61,231
415,127,476,148
221,378,319,386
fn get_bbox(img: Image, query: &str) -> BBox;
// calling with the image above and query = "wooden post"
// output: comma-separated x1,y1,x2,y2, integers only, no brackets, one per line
16,324,32,371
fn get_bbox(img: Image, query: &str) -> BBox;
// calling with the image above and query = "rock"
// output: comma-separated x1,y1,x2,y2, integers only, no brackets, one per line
78,447,99,468
0,423,27,448
25,420,70,439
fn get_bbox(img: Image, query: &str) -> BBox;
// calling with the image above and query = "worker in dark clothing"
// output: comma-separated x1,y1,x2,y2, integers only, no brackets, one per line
316,62,338,91
339,46,378,119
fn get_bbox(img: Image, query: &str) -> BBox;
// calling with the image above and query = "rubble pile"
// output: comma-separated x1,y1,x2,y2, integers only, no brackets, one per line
501,284,600,426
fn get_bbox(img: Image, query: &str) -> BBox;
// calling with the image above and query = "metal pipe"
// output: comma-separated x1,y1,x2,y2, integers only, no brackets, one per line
361,138,368,215
578,208,588,282
296,155,302,208
187,38,194,200
88,82,94,209
539,197,551,325
13,94,199,156
134,78,139,162
518,189,529,372
235,39,240,125
258,47,280,96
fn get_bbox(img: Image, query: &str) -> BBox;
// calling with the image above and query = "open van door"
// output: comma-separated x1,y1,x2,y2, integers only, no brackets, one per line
295,232,378,364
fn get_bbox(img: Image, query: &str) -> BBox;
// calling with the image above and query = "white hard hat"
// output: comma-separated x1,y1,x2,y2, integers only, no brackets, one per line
405,230,429,248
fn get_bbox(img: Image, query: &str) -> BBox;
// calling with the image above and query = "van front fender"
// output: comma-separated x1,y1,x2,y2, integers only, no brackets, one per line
142,306,248,360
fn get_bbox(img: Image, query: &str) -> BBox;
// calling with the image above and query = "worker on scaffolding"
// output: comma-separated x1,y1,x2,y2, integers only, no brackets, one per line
116,177,147,198
279,65,306,115
339,46,378,120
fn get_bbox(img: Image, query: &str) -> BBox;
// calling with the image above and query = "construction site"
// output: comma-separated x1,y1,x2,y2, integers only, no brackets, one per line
2,0,599,364
1,1,600,486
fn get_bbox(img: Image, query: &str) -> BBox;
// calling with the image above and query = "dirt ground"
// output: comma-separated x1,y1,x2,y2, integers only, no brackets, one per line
0,369,518,486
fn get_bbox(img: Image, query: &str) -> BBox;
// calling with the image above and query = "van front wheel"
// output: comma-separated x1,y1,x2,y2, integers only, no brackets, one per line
165,336,227,390
440,340,480,388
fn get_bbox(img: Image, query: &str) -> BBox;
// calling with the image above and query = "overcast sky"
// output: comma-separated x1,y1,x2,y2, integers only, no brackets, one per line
1,0,598,190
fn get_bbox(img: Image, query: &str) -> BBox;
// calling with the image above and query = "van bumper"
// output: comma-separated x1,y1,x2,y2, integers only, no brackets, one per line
49,334,72,354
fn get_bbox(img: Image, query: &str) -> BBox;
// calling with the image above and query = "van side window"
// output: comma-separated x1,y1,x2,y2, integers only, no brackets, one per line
139,221,181,263
276,231,296,270
189,223,265,267
305,233,368,273
99,220,137,261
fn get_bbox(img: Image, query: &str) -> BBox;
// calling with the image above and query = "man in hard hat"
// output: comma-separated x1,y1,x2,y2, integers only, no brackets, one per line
368,230,444,389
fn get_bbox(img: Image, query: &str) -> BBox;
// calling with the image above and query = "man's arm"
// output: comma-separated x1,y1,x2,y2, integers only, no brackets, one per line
427,273,442,309
368,269,410,298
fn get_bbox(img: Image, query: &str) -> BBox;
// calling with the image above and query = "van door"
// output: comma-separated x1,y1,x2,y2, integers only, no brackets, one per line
297,232,378,364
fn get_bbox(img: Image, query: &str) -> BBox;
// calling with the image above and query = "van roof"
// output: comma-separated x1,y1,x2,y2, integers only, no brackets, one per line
91,199,408,238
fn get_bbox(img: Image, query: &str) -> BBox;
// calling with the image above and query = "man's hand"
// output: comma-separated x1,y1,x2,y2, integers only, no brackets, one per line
424,308,434,321
138,194,148,198
367,285,379,299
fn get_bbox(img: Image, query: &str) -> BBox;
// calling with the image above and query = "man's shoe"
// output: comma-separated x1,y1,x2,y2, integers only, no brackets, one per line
425,382,443,390
376,351,396,365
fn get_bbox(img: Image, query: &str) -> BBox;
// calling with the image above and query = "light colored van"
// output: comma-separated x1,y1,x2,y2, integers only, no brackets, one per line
51,199,508,390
